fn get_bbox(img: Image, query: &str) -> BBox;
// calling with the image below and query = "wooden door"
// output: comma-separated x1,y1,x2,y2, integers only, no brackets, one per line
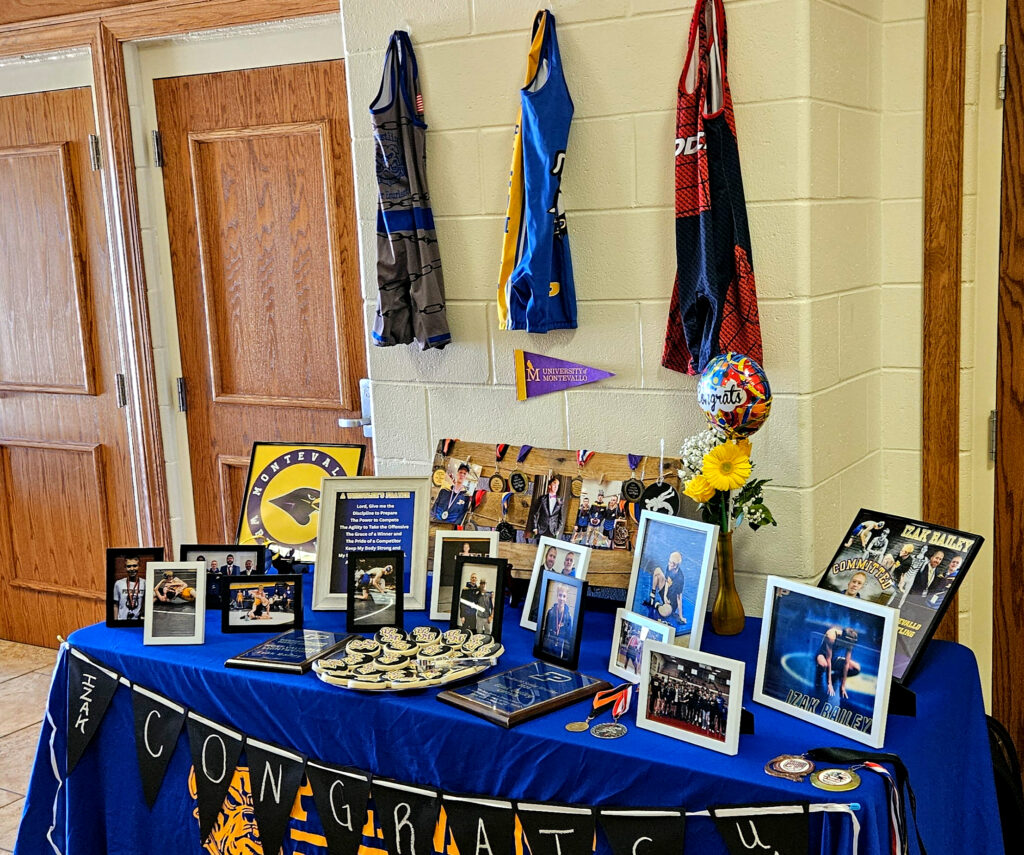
153,61,370,543
993,0,1024,761
0,86,137,647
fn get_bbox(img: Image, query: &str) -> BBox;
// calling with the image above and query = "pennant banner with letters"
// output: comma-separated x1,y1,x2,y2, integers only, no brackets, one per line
517,802,595,855
514,350,615,400
710,803,810,855
186,713,245,844
371,778,440,855
66,648,120,775
245,738,308,855
443,794,515,855
305,761,372,855
131,684,186,808
597,808,686,855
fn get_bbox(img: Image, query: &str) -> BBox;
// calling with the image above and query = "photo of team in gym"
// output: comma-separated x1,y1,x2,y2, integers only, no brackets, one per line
646,652,731,742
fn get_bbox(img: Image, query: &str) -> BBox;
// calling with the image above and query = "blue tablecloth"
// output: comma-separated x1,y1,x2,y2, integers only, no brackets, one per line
15,581,1002,855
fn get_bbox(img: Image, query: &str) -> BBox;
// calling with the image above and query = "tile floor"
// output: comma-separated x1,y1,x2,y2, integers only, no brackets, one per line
0,641,59,854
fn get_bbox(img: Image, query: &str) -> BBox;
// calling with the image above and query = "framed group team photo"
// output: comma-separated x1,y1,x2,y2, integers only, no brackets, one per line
608,609,675,684
533,570,587,670
430,531,499,620
106,547,164,628
313,476,429,610
637,641,745,755
625,510,717,648
520,536,591,632
754,576,899,748
180,543,267,608
346,551,404,632
450,556,508,641
143,561,206,646
219,574,302,633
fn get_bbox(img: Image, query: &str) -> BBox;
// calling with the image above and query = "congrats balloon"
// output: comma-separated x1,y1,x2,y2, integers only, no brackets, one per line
697,352,772,437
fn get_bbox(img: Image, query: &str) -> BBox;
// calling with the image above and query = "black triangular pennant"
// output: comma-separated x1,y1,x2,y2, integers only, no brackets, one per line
245,738,307,855
597,808,685,855
517,802,594,855
443,794,514,855
710,803,809,855
131,684,186,808
185,713,244,844
372,777,439,855
305,761,371,855
66,648,121,774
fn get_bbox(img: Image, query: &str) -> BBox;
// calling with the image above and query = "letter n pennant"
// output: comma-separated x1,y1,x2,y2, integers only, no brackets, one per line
66,648,121,775
710,803,810,855
130,684,185,808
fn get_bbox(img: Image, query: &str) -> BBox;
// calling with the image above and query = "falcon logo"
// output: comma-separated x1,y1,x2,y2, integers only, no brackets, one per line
268,488,321,526
675,132,706,156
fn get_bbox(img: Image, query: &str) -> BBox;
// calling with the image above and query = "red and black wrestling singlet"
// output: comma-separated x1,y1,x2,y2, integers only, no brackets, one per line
662,0,763,375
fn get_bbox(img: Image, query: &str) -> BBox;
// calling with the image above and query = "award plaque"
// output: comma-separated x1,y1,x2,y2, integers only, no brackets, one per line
224,628,354,674
437,661,610,728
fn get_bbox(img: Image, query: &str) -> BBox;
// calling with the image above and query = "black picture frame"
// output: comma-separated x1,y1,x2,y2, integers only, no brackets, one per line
533,570,588,670
180,543,268,610
345,551,404,632
218,574,303,634
105,547,165,627
449,556,508,642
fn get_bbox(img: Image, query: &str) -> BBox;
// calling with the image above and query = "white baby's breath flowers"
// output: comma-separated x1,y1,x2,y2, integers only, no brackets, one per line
679,428,727,479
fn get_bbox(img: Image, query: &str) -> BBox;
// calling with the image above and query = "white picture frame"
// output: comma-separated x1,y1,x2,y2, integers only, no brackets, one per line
753,576,899,749
430,530,499,620
608,609,675,684
637,640,744,756
143,561,206,645
624,510,718,648
520,536,591,632
314,476,430,611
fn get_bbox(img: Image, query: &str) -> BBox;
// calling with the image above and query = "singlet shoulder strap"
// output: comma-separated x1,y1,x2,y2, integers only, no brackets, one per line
370,31,402,113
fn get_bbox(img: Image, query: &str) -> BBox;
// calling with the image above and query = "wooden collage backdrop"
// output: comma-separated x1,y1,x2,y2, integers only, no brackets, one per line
428,440,683,590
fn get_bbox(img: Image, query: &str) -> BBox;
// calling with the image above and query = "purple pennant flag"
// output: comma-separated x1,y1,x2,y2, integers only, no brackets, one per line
515,350,615,401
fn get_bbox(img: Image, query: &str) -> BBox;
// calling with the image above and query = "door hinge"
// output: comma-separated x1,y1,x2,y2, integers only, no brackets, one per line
999,44,1007,102
989,409,998,462
88,134,101,171
151,130,164,167
176,377,187,413
115,373,128,408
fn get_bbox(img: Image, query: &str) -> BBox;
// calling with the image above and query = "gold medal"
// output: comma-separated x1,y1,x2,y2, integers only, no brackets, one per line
565,721,590,733
570,476,583,498
489,473,507,491
810,768,861,792
432,468,447,487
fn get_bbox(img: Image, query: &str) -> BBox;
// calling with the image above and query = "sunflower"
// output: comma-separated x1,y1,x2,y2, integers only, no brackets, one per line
702,443,752,491
683,474,716,503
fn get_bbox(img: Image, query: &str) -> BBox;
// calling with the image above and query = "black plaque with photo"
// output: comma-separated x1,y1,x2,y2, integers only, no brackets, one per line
106,547,165,628
450,556,508,642
533,570,588,670
218,574,302,633
346,551,404,632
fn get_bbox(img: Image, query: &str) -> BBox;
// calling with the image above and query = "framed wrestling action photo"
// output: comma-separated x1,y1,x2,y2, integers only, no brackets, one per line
637,641,744,755
450,556,508,642
430,531,499,621
754,576,898,748
346,551,404,632
625,510,717,648
180,543,267,610
314,477,429,611
608,609,675,684
219,574,302,634
143,562,206,645
816,508,983,684
106,547,164,628
533,570,587,670
520,536,591,632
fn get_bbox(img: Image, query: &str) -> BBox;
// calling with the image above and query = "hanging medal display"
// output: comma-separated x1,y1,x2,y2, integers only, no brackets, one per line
488,444,510,492
640,440,680,516
496,492,517,542
433,438,458,487
509,445,532,493
621,454,645,502
565,683,628,733
458,490,487,531
590,684,632,739
571,450,594,498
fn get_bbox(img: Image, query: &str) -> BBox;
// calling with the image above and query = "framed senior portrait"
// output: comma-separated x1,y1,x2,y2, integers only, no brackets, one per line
106,547,165,628
180,543,267,610
533,570,587,670
754,576,898,748
637,641,744,756
313,476,429,611
430,531,499,620
219,574,302,633
143,561,205,645
520,536,591,632
625,510,718,648
450,556,508,642
346,551,404,632
609,609,675,684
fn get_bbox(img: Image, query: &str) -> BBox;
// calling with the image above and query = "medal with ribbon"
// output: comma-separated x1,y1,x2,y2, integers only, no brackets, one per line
591,684,632,739
458,489,488,531
641,440,680,516
496,492,516,542
509,445,532,493
565,683,631,733
433,438,459,487
571,449,594,497
489,444,509,492
621,454,645,502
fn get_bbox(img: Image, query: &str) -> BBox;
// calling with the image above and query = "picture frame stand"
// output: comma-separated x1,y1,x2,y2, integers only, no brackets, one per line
741,708,755,735
888,681,917,717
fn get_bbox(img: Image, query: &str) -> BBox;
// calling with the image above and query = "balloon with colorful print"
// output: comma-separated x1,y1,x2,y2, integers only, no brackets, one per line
696,352,772,438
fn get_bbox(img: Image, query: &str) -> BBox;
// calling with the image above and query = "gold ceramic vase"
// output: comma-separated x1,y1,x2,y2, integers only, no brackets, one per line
711,529,745,634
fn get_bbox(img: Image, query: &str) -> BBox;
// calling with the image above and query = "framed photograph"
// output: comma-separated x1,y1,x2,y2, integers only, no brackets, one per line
314,476,429,611
234,442,366,558
524,473,571,543
180,543,267,609
817,508,983,684
450,556,508,642
608,609,675,684
219,574,302,633
533,570,587,670
143,561,205,645
754,576,899,748
430,457,482,526
520,537,591,632
345,551,404,632
625,510,718,648
569,479,625,550
106,547,165,628
637,640,744,755
430,531,499,620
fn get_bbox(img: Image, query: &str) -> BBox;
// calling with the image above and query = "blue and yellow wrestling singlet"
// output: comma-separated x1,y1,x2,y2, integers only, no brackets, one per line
496,10,577,333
